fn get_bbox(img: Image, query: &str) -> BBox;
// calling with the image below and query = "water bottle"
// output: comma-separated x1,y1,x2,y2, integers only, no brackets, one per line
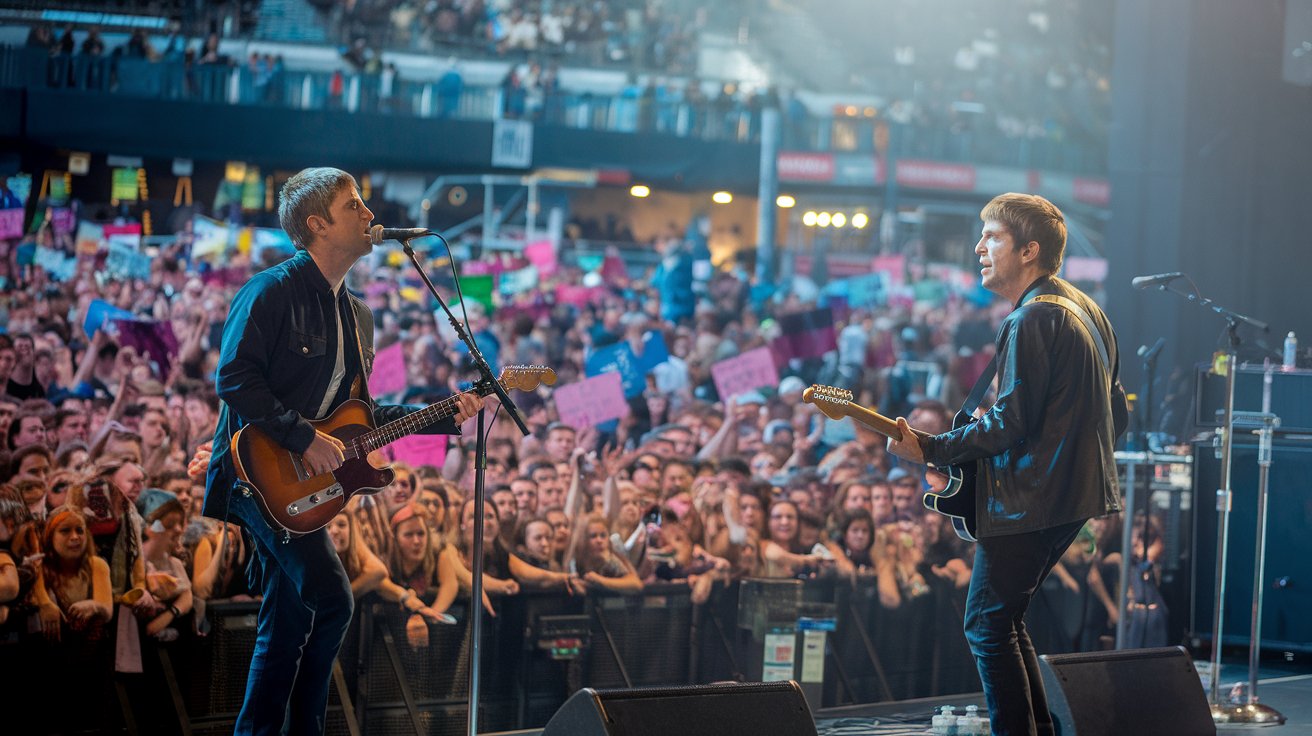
965,704,986,735
931,710,946,736
1284,331,1297,370
932,706,956,736
956,716,972,735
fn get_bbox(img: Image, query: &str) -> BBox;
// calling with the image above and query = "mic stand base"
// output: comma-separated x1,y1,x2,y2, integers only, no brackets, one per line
1211,701,1286,727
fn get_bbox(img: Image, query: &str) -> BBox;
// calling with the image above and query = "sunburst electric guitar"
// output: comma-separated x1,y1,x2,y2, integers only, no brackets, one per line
233,365,556,537
802,385,978,542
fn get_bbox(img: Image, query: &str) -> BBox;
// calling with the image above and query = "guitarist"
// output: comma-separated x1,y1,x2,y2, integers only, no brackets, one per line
886,193,1127,736
202,167,483,736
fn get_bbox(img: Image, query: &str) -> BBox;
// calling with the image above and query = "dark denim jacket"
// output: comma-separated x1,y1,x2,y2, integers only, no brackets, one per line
202,250,457,522
922,276,1127,537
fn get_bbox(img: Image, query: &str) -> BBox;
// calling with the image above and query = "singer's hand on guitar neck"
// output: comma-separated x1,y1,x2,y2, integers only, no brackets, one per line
452,391,485,425
885,417,927,465
302,430,347,477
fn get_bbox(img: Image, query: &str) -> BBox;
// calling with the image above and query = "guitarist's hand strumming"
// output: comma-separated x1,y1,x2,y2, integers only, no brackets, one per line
303,430,347,476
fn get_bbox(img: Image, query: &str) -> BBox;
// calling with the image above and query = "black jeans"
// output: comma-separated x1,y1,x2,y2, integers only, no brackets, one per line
965,519,1086,736
230,492,354,736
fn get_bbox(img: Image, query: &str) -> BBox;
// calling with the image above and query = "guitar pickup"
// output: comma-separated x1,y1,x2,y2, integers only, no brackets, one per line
286,483,344,516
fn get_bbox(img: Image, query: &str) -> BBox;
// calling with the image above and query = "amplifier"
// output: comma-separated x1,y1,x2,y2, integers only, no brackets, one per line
1193,364,1312,432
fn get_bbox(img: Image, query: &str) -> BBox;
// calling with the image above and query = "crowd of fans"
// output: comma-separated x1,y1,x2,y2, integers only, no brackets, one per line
322,0,702,73
779,0,1112,165
0,179,1159,701
13,8,1110,170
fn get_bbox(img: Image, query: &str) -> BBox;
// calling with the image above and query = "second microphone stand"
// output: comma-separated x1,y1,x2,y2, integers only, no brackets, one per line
1143,278,1278,726
397,235,530,736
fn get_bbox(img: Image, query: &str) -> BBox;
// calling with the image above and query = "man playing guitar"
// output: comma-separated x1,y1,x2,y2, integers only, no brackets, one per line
886,193,1127,736
202,167,482,735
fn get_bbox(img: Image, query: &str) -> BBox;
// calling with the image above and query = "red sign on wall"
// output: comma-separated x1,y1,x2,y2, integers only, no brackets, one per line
777,152,836,182
894,160,977,190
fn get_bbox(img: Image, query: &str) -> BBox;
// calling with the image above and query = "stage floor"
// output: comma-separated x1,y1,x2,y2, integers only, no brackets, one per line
809,660,1312,736
490,659,1312,736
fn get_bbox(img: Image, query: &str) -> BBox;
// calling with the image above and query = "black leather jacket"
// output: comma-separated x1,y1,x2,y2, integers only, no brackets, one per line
921,276,1126,537
202,250,458,522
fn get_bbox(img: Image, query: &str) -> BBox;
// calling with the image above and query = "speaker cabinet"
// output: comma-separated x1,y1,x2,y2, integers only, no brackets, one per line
540,681,818,736
1039,646,1215,736
1192,439,1312,650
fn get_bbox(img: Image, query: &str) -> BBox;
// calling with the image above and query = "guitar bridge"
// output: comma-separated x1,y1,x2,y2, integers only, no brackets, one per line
286,482,344,516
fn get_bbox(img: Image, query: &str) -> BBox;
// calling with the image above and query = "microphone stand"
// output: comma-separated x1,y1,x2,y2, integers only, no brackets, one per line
1144,279,1268,724
396,234,530,736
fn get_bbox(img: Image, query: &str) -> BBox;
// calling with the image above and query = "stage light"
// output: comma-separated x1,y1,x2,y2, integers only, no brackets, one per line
630,185,651,198
852,212,869,228
832,213,847,228
817,212,832,227
776,194,796,208
712,191,733,204
802,211,818,227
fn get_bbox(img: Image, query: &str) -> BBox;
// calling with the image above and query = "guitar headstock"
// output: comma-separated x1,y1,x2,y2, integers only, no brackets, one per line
497,365,558,392
802,384,853,421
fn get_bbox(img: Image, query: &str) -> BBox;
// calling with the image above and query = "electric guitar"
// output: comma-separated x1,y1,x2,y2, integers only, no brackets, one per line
232,365,556,537
802,385,979,541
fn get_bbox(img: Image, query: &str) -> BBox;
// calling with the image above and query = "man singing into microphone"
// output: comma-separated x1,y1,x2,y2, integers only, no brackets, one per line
204,167,483,735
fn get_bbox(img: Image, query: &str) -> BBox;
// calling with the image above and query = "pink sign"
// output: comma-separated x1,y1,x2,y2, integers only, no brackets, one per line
368,342,407,396
0,208,23,239
1064,256,1109,282
556,285,606,307
524,240,558,279
102,223,142,238
711,346,779,400
554,372,630,429
385,433,447,469
871,254,907,287
51,208,75,236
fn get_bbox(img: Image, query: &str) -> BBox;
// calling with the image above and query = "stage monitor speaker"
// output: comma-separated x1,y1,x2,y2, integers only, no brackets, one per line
1039,646,1215,736
540,681,817,736
1191,438,1312,650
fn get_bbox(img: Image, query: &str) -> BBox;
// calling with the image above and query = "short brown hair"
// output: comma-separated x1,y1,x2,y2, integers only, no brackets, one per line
278,167,358,250
980,193,1066,275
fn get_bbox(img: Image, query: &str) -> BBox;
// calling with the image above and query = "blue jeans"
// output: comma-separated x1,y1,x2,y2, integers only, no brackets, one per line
229,491,354,736
965,519,1086,736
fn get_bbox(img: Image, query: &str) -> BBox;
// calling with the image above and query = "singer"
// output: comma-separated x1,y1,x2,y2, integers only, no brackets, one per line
202,167,483,735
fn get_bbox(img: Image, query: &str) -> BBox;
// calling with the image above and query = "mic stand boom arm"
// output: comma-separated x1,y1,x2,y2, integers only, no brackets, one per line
398,237,530,437
396,235,530,736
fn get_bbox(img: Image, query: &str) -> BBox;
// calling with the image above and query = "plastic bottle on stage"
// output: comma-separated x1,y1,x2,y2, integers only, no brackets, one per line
932,705,956,735
964,704,987,735
1284,331,1297,370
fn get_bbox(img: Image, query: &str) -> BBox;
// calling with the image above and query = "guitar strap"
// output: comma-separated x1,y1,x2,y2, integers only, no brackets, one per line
1029,294,1113,391
345,296,372,403
961,356,997,418
961,287,1117,418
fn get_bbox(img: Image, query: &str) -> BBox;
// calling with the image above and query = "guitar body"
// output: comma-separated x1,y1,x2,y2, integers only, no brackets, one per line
232,399,396,537
921,411,979,542
227,365,557,538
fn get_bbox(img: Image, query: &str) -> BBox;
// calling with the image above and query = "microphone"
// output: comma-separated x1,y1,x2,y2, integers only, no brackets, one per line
369,224,433,244
1131,271,1184,289
1138,337,1165,362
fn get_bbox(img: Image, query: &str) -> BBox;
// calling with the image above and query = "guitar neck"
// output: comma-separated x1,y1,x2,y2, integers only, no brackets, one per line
360,385,491,452
844,403,905,441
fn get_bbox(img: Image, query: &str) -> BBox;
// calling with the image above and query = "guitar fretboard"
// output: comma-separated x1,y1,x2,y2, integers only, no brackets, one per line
353,395,463,457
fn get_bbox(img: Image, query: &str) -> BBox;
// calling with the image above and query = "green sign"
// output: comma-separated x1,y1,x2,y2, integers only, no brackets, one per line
112,168,138,202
